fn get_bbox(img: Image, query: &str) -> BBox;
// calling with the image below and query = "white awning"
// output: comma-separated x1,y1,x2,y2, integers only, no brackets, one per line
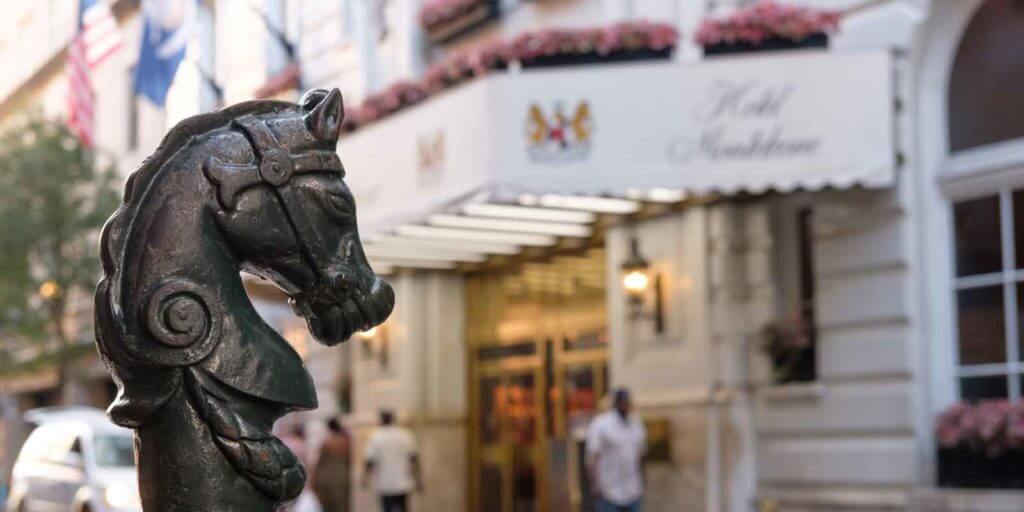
361,192,650,272
338,50,897,271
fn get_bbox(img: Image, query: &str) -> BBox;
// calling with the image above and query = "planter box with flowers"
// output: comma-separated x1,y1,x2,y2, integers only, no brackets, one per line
420,0,499,44
513,22,678,69
760,313,815,385
341,20,679,135
342,39,510,134
936,400,1024,489
696,1,840,57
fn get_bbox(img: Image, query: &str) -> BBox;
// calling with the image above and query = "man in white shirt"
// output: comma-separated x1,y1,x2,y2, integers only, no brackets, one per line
362,410,422,512
586,389,647,512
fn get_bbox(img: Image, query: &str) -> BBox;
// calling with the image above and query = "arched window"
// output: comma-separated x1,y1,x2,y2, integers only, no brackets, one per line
948,0,1024,152
946,1,1024,403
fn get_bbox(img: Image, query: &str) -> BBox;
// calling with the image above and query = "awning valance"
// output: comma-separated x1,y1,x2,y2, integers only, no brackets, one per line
338,50,897,271
341,49,896,234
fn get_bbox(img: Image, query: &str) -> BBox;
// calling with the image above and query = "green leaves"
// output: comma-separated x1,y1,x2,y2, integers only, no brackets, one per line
0,114,119,355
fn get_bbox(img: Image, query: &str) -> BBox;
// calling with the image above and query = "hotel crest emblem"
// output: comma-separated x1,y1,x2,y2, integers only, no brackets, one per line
525,100,593,163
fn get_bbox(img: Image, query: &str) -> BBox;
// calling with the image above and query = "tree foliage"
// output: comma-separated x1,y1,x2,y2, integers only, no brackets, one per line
0,116,120,371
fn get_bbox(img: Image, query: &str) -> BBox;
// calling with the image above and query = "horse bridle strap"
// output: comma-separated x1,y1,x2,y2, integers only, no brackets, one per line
203,117,344,209
202,115,346,276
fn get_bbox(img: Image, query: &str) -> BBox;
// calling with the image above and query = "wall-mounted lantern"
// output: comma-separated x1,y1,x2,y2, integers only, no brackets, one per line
356,324,390,369
620,237,664,333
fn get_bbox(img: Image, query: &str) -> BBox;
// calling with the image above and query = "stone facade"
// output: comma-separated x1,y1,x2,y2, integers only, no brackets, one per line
0,0,1022,511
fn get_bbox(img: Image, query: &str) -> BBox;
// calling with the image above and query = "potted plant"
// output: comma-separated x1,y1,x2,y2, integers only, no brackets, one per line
759,312,815,384
696,1,840,57
936,400,1024,489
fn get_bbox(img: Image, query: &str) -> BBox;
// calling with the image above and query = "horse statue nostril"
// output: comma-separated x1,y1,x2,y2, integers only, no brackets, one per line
368,277,395,321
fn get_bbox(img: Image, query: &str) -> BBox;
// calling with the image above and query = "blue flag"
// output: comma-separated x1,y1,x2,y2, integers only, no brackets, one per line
133,0,195,106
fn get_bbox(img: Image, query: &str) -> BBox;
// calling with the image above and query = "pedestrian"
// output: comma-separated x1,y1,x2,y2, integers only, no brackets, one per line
314,417,352,512
362,409,422,512
586,388,647,512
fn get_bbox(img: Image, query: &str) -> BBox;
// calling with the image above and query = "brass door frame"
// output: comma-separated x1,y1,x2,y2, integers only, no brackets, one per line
552,348,607,512
550,344,608,440
466,248,609,512
471,352,547,512
469,341,609,512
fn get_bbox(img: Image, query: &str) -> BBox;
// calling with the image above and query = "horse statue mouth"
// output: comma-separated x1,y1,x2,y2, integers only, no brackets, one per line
288,276,395,345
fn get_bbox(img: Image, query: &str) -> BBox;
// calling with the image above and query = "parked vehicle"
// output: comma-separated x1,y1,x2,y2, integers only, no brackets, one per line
6,407,140,512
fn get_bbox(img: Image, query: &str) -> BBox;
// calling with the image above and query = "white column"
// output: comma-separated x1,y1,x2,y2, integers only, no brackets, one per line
351,270,467,512
264,0,289,76
354,0,382,93
399,0,427,79
197,0,219,111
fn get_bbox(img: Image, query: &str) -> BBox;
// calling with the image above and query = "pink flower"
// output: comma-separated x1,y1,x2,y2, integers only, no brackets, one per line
511,22,678,60
936,400,1024,457
343,20,678,134
695,1,840,46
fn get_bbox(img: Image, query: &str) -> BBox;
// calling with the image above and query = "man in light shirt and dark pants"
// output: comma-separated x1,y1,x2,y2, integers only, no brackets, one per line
586,388,647,512
362,409,422,512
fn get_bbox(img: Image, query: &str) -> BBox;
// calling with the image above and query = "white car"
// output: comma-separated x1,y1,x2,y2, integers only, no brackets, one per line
6,407,141,512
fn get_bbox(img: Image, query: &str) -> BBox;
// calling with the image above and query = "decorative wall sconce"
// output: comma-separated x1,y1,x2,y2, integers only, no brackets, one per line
620,237,665,333
356,324,390,369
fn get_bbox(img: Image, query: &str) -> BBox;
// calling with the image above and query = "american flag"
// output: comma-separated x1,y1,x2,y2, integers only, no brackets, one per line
66,0,123,148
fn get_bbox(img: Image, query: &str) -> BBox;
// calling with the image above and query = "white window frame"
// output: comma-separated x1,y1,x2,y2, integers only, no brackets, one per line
950,187,1024,400
943,138,1024,402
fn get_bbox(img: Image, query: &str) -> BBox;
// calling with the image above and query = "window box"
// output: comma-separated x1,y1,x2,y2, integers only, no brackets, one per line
253,62,300,99
936,400,1024,489
703,33,828,57
695,1,839,58
769,345,816,384
520,47,674,69
422,0,499,45
341,21,679,134
514,22,678,69
938,447,1024,489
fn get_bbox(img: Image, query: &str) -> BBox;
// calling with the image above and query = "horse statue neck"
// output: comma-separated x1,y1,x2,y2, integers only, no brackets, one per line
107,155,313,511
96,89,392,512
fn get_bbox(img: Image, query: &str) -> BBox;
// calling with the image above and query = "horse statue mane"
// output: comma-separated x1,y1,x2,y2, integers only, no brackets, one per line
95,88,394,511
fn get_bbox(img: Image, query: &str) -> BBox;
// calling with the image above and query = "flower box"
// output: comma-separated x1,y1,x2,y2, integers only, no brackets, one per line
696,1,839,57
938,447,1024,489
760,313,816,385
769,345,816,384
341,20,679,135
520,47,673,69
703,33,828,57
515,22,677,69
421,0,499,44
253,62,301,99
935,400,1024,488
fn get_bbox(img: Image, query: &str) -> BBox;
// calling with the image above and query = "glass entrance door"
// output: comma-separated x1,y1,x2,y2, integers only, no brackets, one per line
466,248,609,512
470,335,608,512
475,354,545,512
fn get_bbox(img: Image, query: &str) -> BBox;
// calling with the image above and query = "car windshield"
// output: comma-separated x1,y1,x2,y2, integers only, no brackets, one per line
93,434,135,467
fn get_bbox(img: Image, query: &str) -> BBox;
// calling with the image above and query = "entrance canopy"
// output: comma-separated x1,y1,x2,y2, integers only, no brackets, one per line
340,50,896,271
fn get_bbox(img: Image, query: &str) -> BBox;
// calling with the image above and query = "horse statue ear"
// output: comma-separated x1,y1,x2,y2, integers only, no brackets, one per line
303,88,344,141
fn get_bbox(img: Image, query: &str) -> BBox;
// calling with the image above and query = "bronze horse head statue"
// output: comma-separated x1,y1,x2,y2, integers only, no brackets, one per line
95,88,393,511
